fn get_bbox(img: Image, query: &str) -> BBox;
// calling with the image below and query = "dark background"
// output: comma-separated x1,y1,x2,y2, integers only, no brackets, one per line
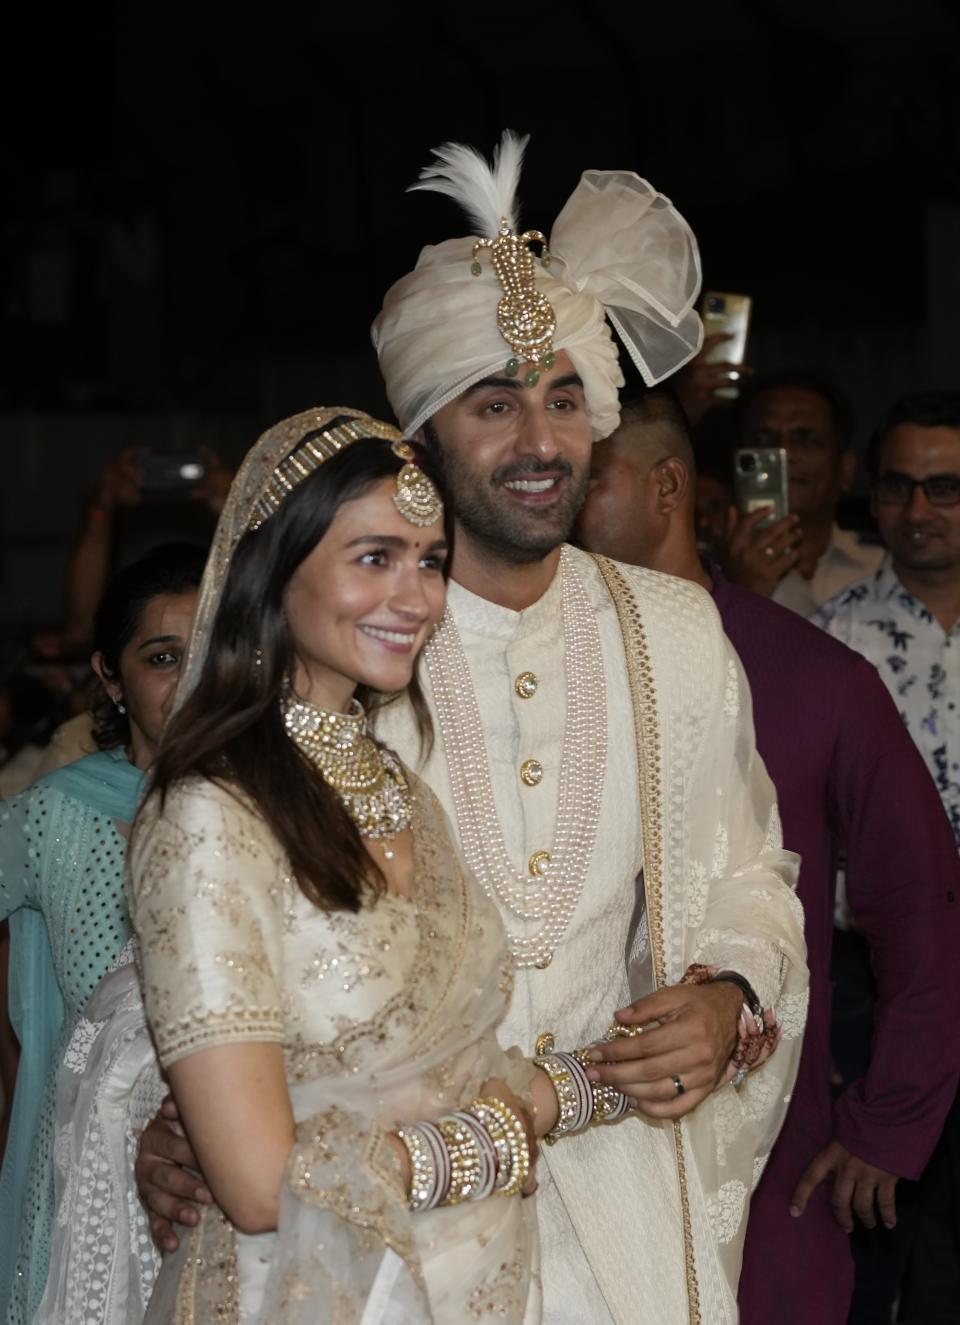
2,0,959,625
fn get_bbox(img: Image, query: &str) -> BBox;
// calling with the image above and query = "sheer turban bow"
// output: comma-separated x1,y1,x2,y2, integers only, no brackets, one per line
372,133,704,442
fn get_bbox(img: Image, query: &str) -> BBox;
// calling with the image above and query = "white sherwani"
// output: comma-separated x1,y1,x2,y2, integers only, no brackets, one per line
375,547,808,1325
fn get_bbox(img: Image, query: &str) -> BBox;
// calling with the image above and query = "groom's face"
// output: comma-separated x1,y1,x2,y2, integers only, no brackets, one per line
420,351,593,565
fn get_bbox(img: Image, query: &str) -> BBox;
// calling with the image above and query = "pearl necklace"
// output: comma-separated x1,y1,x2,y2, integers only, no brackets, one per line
282,693,412,851
424,548,607,968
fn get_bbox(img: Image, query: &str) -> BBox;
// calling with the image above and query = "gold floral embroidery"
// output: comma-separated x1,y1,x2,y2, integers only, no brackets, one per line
468,1257,528,1319
285,783,489,1084
214,918,276,995
299,937,389,994
288,1109,421,1288
139,904,187,958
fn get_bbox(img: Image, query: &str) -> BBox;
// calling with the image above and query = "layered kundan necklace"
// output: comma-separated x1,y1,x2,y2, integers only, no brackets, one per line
424,547,607,969
282,690,412,858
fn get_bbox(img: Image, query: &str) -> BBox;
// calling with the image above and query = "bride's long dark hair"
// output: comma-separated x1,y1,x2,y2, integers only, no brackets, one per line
147,436,450,913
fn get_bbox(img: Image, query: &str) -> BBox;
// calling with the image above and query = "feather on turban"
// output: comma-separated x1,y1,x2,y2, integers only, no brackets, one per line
372,133,704,442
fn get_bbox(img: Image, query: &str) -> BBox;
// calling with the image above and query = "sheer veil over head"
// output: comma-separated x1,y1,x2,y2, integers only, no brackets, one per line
372,131,704,441
174,406,403,714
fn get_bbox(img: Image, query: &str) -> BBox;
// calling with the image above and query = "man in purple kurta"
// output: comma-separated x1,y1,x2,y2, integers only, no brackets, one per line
577,389,960,1323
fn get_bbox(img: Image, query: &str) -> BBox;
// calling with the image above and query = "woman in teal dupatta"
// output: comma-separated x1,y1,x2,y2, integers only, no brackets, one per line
0,543,202,1325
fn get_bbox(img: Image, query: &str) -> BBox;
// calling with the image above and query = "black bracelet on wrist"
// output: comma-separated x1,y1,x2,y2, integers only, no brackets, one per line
710,969,762,1019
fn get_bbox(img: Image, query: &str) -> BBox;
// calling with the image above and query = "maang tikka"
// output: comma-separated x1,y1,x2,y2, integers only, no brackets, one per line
244,411,442,535
391,440,444,527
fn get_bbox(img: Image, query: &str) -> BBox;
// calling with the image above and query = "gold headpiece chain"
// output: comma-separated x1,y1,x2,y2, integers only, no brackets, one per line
471,218,557,388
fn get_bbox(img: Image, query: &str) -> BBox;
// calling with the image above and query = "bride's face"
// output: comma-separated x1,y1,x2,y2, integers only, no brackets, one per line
285,476,448,710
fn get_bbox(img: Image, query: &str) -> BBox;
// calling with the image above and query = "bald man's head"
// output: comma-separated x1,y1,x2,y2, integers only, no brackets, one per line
611,391,696,474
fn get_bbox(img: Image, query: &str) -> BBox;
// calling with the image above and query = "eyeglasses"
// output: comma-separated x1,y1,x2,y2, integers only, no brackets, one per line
874,472,960,506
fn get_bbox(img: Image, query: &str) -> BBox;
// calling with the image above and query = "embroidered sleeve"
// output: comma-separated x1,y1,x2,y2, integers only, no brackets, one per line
0,791,40,918
129,781,286,1068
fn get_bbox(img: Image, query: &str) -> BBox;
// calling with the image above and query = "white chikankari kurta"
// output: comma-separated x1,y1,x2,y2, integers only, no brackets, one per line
375,546,808,1325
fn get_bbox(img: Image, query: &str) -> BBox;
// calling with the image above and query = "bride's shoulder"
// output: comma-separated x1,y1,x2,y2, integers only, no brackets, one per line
136,775,270,852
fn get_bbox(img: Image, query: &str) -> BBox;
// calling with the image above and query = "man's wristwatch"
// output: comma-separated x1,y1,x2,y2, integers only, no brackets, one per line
710,969,764,1033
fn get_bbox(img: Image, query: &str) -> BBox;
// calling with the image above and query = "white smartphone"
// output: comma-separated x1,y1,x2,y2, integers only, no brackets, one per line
700,291,752,399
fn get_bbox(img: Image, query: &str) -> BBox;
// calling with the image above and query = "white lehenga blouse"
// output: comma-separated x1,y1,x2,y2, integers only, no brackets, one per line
127,771,540,1324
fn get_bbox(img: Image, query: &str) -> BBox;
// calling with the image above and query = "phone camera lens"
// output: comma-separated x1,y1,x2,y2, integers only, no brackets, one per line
738,453,756,473
706,296,725,314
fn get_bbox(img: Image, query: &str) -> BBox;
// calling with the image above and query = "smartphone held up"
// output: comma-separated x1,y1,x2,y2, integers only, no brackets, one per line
137,450,208,498
700,291,752,400
734,447,789,530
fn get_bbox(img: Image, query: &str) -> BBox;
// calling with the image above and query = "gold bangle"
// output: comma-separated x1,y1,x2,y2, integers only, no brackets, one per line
470,1097,531,1197
437,1118,482,1205
535,1051,591,1144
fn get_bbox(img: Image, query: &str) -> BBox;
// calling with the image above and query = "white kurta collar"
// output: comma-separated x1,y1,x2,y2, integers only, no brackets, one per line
447,554,565,640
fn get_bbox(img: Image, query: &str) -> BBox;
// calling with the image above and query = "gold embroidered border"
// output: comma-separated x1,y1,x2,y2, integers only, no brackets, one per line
173,1206,240,1324
591,554,701,1325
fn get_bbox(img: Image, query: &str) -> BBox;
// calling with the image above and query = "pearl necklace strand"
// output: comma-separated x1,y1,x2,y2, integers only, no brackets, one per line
424,548,607,968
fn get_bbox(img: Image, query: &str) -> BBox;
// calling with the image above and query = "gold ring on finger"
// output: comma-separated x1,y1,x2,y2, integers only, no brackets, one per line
606,1021,644,1040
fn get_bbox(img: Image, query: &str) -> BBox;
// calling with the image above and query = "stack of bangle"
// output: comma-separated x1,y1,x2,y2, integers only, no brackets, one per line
534,1032,631,1146
470,1097,531,1196
398,1095,531,1212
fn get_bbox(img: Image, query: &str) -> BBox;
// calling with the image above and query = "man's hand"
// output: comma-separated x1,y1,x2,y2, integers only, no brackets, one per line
189,446,234,515
96,445,146,511
790,1141,899,1232
723,507,801,596
673,334,753,425
586,982,743,1121
136,1095,212,1253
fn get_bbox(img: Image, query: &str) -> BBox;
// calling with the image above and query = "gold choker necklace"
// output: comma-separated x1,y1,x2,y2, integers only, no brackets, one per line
282,693,412,850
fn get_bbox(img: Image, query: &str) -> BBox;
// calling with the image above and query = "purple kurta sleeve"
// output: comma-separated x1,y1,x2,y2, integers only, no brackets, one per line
830,656,960,1177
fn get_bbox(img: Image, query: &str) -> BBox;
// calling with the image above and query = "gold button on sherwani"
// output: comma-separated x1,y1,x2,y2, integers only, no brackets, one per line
515,671,538,699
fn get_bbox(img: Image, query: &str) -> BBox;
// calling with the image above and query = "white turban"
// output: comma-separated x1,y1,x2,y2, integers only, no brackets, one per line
372,155,704,442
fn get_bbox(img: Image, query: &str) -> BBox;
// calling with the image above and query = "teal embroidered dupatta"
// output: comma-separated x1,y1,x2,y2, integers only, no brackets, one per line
0,748,143,1323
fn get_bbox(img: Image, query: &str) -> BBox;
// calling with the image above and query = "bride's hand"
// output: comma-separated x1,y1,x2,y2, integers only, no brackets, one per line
479,1076,542,1195
391,1079,546,1204
385,1131,413,1195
